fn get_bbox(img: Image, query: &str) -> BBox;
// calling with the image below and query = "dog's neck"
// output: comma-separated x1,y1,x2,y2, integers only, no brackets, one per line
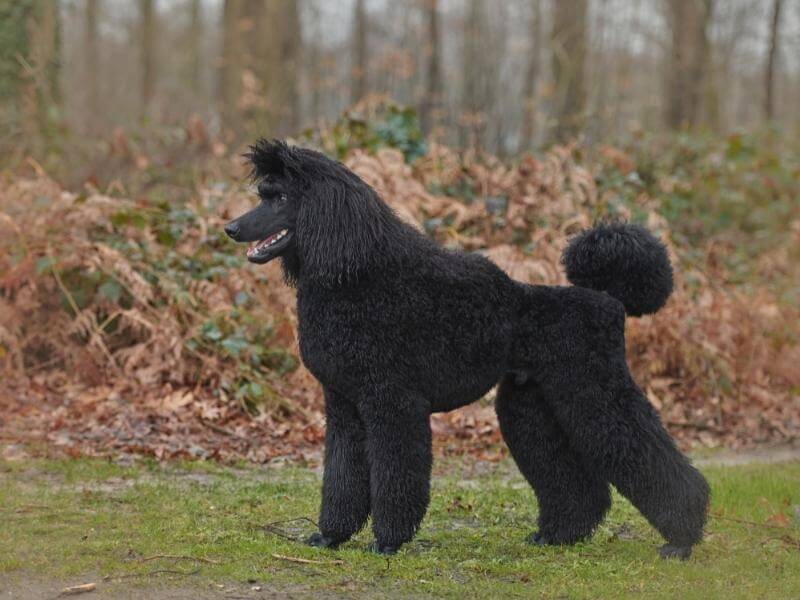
280,250,302,287
283,221,424,292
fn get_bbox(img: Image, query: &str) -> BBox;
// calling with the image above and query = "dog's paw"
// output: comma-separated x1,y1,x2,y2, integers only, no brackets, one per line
306,532,339,549
526,531,550,546
659,543,692,560
367,541,399,555
527,530,587,547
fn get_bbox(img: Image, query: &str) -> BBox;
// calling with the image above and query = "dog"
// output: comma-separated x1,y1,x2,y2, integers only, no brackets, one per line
224,140,710,559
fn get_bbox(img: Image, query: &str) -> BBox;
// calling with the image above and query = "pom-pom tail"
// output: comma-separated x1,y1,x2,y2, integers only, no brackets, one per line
561,223,673,317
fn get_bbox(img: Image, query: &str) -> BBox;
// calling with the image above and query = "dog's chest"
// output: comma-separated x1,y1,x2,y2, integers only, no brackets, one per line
296,291,368,388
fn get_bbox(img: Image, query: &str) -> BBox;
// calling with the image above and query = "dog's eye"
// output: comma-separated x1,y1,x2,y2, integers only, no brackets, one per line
276,193,288,205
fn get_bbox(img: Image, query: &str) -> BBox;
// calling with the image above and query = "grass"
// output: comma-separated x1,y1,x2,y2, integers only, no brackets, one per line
1,457,799,599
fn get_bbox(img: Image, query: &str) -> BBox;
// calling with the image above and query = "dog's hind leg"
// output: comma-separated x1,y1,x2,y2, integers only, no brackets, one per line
359,391,432,554
308,388,371,549
496,375,611,545
515,287,710,558
542,356,710,559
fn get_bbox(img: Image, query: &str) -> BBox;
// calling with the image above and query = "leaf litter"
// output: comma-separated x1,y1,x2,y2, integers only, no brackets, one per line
1,132,798,464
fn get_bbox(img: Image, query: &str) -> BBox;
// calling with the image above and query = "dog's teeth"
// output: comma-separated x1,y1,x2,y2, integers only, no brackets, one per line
248,229,289,258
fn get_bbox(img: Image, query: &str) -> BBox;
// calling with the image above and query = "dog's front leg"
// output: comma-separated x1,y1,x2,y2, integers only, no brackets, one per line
308,388,371,549
360,392,432,554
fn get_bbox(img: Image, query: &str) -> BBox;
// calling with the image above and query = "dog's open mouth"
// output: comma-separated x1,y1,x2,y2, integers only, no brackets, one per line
246,229,292,263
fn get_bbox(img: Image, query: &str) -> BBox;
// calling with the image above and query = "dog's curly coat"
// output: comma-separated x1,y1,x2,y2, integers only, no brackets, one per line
225,140,710,559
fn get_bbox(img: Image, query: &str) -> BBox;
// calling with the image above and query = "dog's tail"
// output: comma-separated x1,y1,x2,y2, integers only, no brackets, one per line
561,222,673,317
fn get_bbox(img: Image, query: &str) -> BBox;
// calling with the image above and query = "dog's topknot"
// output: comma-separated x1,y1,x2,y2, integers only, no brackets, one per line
561,222,673,317
245,138,303,181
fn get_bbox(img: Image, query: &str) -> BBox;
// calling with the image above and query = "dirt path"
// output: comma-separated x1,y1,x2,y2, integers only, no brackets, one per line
695,443,800,467
0,576,347,600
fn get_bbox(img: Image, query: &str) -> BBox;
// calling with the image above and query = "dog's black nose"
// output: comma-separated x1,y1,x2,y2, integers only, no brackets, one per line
224,222,241,240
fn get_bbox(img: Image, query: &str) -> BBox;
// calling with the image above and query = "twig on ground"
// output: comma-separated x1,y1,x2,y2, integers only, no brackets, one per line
198,417,240,438
139,554,220,564
711,514,791,530
271,553,343,565
59,582,96,596
103,568,200,581
760,535,800,549
259,517,319,542
1,504,51,513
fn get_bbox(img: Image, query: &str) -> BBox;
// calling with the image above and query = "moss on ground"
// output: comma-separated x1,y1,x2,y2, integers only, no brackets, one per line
1,457,798,598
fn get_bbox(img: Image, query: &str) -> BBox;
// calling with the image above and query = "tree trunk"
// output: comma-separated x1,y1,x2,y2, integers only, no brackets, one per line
764,0,783,121
351,0,368,105
188,0,202,96
420,0,442,134
663,0,714,129
520,0,542,150
217,0,256,139
308,3,323,123
85,0,99,133
217,0,246,133
0,0,60,143
217,0,301,137
283,0,301,134
260,0,301,135
461,0,491,150
139,0,155,118
551,0,587,142
27,0,60,139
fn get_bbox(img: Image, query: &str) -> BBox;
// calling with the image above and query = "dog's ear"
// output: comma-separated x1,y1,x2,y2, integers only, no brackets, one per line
295,173,399,287
245,139,301,181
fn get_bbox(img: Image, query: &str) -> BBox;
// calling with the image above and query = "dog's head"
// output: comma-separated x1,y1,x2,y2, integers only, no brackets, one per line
225,140,402,286
224,141,301,265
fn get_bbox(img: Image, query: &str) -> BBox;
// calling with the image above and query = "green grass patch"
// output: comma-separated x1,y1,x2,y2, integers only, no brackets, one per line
1,458,798,598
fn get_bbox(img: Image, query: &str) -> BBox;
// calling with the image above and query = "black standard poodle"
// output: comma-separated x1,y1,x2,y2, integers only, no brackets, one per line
224,140,710,560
